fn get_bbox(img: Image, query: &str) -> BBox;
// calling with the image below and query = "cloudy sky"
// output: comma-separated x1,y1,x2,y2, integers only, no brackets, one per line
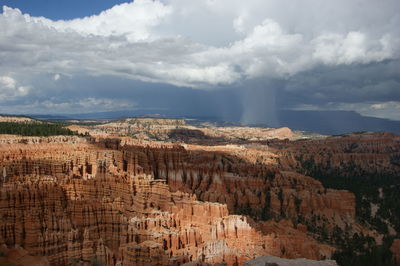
0,0,399,124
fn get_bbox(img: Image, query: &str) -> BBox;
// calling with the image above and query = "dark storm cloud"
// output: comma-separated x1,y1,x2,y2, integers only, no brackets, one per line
281,59,400,106
0,0,399,120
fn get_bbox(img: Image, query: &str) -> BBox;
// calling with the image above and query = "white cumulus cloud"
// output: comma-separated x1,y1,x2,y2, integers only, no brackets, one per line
1,0,399,88
0,76,30,100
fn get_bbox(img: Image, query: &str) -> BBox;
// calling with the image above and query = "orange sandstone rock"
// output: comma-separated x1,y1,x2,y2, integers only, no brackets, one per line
391,239,400,266
0,135,358,265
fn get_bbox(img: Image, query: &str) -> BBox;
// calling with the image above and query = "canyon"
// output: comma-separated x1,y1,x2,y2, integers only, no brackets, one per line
0,137,335,265
0,119,399,265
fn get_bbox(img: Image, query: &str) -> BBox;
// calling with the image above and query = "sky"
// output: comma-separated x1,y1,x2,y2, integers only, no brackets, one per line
0,0,399,125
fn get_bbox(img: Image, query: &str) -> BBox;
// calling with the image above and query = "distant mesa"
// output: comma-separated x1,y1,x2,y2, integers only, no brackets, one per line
115,117,187,126
81,117,299,143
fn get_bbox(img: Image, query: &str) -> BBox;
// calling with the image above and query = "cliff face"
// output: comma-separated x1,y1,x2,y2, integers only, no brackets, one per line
114,143,358,237
272,132,400,175
273,133,400,226
0,138,336,265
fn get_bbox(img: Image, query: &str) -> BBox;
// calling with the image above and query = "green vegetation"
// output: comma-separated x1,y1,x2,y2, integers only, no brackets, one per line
333,235,394,266
0,122,76,136
90,257,103,266
261,189,272,220
0,114,33,119
298,157,399,266
300,159,400,233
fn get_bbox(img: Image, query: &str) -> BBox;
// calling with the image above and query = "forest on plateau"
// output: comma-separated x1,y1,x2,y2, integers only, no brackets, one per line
0,122,76,136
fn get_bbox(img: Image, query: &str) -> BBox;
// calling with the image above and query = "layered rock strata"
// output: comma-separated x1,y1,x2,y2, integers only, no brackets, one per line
0,138,337,265
111,142,359,237
271,132,400,175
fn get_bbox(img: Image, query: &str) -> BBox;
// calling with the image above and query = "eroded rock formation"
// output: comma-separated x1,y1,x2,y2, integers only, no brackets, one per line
272,132,400,176
0,137,338,265
111,142,360,238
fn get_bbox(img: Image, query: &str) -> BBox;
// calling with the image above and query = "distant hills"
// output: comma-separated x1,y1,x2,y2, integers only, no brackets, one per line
278,110,400,135
7,109,400,135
